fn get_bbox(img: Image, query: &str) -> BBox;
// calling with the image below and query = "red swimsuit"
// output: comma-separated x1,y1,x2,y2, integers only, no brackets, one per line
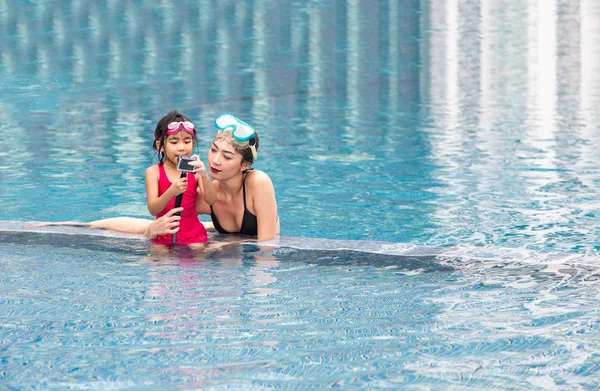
151,163,208,245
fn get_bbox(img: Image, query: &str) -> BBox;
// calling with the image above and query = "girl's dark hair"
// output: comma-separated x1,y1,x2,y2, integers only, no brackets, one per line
153,110,197,163
234,132,259,166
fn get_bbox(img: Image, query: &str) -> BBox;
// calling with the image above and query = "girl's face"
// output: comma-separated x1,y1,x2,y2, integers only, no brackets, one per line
207,137,249,179
161,130,195,165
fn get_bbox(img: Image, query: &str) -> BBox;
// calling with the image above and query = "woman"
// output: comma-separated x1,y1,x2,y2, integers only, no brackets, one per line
31,114,279,243
199,113,279,240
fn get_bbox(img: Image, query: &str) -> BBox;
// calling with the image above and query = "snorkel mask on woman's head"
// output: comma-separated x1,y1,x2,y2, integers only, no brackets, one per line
215,114,258,160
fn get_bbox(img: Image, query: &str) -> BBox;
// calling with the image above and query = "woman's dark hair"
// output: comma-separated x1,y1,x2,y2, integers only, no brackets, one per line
235,132,259,166
153,110,197,163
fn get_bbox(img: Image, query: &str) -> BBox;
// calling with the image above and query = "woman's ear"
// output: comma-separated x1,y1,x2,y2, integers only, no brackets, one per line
240,161,251,172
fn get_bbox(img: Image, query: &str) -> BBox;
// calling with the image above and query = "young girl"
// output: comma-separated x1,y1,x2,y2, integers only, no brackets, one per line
145,110,216,246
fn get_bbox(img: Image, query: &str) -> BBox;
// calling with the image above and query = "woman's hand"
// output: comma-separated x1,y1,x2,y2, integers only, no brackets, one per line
143,207,183,239
189,155,208,179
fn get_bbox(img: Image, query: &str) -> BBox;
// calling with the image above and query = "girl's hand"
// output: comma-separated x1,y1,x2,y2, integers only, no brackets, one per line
170,175,188,195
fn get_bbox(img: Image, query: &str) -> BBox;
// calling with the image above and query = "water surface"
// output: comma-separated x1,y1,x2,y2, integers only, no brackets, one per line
1,0,600,389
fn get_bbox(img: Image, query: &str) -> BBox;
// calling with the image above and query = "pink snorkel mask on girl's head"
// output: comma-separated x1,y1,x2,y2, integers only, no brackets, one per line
215,114,258,160
167,121,195,134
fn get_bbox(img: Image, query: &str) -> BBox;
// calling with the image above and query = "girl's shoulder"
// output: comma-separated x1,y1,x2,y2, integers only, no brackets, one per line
145,164,160,174
145,164,160,179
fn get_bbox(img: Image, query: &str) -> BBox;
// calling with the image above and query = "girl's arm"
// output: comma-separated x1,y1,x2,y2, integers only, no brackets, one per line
249,171,279,241
145,166,186,216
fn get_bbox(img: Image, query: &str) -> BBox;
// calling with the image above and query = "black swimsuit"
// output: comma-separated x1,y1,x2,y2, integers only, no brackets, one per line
210,171,258,236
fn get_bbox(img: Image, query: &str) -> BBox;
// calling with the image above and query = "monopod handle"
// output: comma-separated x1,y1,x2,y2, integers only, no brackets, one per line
171,171,187,247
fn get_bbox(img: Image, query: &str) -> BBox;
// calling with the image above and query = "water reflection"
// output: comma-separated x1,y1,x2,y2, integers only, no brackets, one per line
143,244,281,327
421,0,600,252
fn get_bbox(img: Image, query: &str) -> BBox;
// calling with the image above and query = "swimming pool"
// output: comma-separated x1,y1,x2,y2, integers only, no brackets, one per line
1,0,600,389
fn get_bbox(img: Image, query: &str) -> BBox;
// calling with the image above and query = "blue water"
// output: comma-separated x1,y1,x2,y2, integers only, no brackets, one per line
1,0,600,389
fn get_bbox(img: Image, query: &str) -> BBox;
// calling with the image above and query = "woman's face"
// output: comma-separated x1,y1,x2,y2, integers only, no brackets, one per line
207,137,247,179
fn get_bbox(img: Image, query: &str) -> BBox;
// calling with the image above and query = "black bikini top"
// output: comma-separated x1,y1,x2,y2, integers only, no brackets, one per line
210,171,258,236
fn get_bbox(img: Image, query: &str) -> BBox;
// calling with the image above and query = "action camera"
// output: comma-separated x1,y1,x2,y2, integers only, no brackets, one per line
176,155,197,173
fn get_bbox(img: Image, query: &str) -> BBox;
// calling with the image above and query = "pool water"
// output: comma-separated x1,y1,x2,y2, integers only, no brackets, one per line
1,0,600,389
2,226,599,389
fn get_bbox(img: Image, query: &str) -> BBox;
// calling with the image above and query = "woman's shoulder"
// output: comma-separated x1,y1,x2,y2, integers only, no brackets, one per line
246,169,273,186
246,170,275,198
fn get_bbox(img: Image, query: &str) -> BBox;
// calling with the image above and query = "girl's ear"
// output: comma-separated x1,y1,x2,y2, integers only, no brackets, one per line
155,140,161,150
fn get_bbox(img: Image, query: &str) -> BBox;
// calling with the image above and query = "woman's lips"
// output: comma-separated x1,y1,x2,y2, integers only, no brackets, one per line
210,167,221,174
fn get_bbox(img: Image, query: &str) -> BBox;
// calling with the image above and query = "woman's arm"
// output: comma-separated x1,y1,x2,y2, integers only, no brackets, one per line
194,178,213,215
189,156,217,213
199,174,217,205
28,214,182,238
196,180,219,215
143,208,182,239
249,171,279,241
